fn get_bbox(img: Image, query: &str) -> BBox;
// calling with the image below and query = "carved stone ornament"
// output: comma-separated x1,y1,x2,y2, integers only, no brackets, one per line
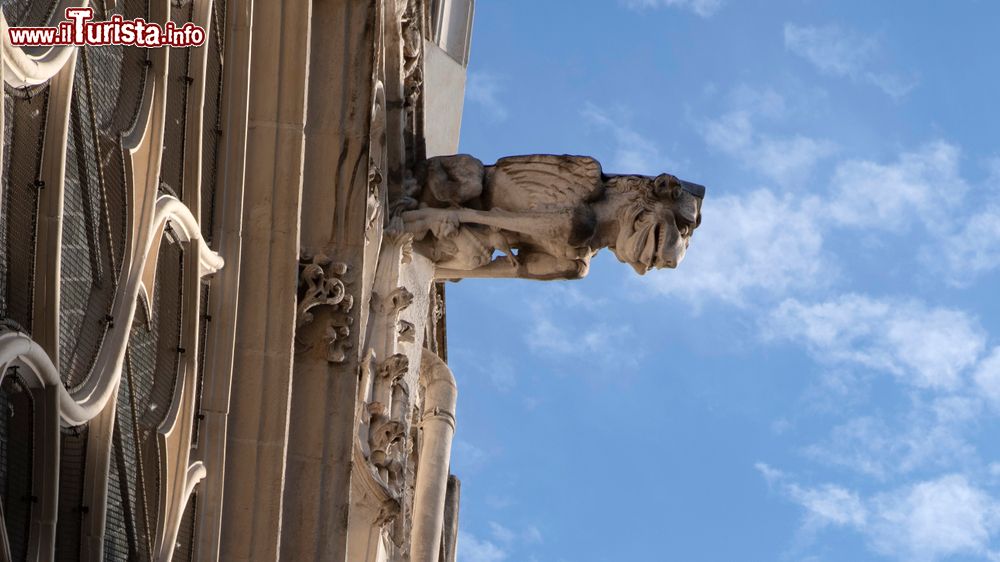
402,154,705,280
373,286,414,316
295,254,355,363
398,321,416,343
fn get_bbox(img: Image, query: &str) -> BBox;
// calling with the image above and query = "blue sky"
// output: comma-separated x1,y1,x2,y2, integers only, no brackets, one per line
447,1,1000,561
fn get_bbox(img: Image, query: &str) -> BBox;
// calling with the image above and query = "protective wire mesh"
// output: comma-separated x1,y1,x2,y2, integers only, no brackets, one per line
104,237,184,562
0,0,60,27
172,490,198,562
201,0,227,243
0,94,10,322
1,85,49,333
161,0,195,201
0,372,35,562
55,425,88,562
58,1,151,390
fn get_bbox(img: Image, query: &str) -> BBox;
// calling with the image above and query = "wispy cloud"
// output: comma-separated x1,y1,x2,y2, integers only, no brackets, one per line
583,103,674,175
924,206,1000,286
643,189,829,306
759,466,1000,562
698,86,836,188
489,521,544,546
700,112,836,188
467,71,509,122
453,439,492,474
765,295,986,389
804,403,980,480
974,348,1000,413
621,0,723,18
784,23,918,98
458,530,507,562
758,463,867,528
526,309,637,365
829,141,968,231
523,285,640,367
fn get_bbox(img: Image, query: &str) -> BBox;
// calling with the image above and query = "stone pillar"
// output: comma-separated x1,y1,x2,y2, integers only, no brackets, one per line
218,0,312,559
411,349,458,562
279,0,379,560
195,0,254,558
440,475,461,562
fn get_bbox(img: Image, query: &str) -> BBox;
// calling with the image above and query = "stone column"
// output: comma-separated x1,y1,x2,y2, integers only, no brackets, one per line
194,0,254,558
279,0,379,560
411,349,458,562
218,0,312,559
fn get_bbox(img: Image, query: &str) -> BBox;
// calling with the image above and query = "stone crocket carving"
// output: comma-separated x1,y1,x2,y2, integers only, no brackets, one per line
401,154,705,280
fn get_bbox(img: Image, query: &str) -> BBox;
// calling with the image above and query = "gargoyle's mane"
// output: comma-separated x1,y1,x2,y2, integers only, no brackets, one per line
603,174,653,195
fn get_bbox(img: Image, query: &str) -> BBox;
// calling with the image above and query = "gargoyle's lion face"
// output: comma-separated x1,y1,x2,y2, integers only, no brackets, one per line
611,174,703,275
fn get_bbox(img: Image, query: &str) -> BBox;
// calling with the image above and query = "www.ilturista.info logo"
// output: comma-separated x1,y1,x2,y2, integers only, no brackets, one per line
7,8,207,48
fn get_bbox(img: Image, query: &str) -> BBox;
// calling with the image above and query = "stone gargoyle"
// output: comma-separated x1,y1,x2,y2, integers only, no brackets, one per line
400,154,705,280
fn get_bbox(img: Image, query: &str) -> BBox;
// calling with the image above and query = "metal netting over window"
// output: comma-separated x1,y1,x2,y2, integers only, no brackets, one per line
105,235,184,562
0,371,35,562
201,0,227,243
160,0,195,201
1,85,49,333
0,93,12,323
59,68,115,391
54,425,89,562
172,490,198,562
0,0,61,27
87,0,152,138
59,0,153,389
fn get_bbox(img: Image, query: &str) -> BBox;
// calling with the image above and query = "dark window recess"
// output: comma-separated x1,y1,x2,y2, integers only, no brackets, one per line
1,371,36,562
201,0,228,244
55,425,89,562
0,0,60,27
59,0,152,390
160,0,195,201
104,238,185,562
1,85,49,333
172,490,198,562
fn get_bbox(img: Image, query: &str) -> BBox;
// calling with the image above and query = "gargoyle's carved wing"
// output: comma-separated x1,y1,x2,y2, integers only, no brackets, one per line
485,155,604,212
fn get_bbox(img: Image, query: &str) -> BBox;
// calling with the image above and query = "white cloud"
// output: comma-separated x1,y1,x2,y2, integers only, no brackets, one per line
756,463,867,527
974,348,1000,412
524,525,544,544
828,141,967,231
759,467,1000,562
467,72,508,122
488,522,516,544
701,110,836,188
868,476,1000,562
784,23,917,98
927,206,1000,286
527,317,637,364
488,521,544,546
458,531,507,562
583,103,673,176
525,301,638,367
644,189,829,306
622,0,722,18
453,439,491,474
766,295,985,389
804,408,979,479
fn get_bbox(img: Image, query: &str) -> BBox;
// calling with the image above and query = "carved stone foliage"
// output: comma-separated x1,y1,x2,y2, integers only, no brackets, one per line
296,254,355,363
402,154,706,281
365,353,410,497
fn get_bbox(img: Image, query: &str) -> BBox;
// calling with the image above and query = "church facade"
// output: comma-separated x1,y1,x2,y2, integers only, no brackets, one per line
0,1,701,561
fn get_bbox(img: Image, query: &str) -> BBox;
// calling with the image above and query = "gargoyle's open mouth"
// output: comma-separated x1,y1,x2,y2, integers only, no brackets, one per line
645,222,677,270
